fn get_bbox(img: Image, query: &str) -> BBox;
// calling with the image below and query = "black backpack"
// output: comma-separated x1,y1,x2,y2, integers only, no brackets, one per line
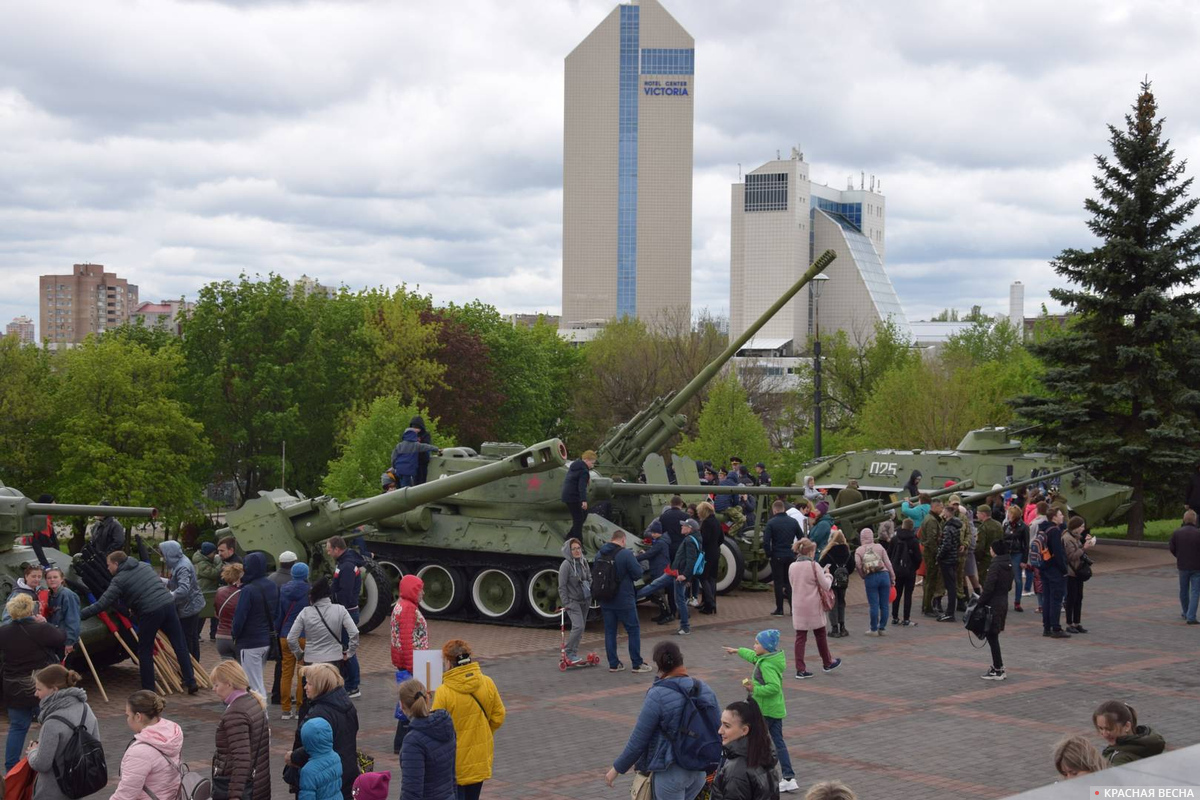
661,679,723,772
47,709,108,799
590,552,619,603
893,539,913,577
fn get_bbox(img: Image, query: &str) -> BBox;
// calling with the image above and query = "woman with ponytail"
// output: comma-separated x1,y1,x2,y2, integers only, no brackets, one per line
110,691,184,800
1092,701,1165,766
398,678,457,800
711,698,781,800
25,665,99,800
210,659,271,800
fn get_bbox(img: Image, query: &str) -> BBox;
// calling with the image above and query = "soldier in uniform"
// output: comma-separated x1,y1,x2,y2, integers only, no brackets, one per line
975,505,1005,580
950,495,971,611
920,498,946,617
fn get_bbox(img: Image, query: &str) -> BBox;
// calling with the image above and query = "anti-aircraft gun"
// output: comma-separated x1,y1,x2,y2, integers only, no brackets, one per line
0,482,158,665
216,439,569,631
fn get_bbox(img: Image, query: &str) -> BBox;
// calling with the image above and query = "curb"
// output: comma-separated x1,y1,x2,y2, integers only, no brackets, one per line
1094,537,1169,549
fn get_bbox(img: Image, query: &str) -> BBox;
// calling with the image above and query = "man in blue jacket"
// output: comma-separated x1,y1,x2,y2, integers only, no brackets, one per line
1040,510,1071,639
636,521,672,624
391,425,441,488
562,450,596,542
45,567,80,660
232,551,279,698
712,469,746,532
597,530,653,674
763,500,802,616
328,535,365,697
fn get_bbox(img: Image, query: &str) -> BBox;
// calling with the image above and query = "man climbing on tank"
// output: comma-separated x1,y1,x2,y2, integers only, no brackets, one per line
562,449,597,541
89,501,126,555
391,418,441,488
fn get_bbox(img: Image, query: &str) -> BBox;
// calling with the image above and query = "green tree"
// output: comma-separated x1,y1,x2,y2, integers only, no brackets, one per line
360,287,443,405
1013,83,1200,538
53,336,210,529
0,338,58,492
677,374,770,468
802,318,918,428
942,317,1025,365
322,396,445,500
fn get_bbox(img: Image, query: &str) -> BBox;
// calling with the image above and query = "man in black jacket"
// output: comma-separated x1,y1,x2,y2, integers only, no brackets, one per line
327,536,364,698
762,500,801,616
936,506,963,623
1040,510,1071,638
1168,509,1200,624
89,503,125,555
658,495,690,561
561,450,596,541
81,551,197,693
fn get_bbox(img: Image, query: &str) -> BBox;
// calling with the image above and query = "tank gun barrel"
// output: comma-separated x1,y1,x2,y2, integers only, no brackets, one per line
25,503,158,518
591,481,810,501
876,480,976,513
219,439,569,557
956,466,1082,507
596,250,837,472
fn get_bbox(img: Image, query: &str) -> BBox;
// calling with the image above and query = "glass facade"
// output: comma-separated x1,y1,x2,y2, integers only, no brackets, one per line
640,48,694,74
815,198,862,230
617,4,640,318
817,209,910,329
745,173,788,212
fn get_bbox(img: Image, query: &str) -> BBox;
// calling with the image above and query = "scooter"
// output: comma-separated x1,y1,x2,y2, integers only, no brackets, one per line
558,607,601,671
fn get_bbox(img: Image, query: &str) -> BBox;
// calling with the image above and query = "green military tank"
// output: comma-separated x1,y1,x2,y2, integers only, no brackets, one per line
221,252,837,629
0,483,159,665
801,426,1133,527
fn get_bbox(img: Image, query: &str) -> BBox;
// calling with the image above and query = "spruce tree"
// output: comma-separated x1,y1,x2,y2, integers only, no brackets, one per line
1014,82,1200,538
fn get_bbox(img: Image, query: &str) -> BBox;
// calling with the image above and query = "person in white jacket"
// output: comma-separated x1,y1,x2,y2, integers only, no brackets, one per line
109,691,186,800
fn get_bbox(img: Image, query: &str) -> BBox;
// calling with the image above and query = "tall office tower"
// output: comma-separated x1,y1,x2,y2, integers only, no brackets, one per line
562,0,694,328
1009,281,1025,332
730,151,908,347
5,316,35,345
39,263,138,350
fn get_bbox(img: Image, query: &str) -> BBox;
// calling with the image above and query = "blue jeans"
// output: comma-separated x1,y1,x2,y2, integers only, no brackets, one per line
864,571,891,632
651,762,707,800
766,716,795,779
1180,569,1200,622
1023,564,1035,592
1042,570,1066,632
5,705,35,772
601,606,642,669
1011,554,1025,605
343,609,360,691
674,580,690,631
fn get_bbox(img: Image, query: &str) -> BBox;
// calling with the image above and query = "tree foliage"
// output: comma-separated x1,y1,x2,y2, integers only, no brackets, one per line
942,317,1024,365
0,338,58,492
678,373,771,469
53,336,210,528
418,308,504,448
1012,82,1200,538
322,396,445,500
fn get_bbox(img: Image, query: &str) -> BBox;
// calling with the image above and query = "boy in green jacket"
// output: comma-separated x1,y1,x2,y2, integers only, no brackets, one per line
725,629,798,792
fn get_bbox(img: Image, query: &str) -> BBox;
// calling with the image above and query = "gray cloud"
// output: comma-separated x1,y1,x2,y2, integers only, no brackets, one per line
2,0,1199,335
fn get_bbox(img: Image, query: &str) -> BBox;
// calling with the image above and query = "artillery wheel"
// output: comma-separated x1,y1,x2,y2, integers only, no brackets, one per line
377,560,408,593
525,568,561,622
471,568,522,620
417,563,468,616
356,558,393,634
715,536,745,594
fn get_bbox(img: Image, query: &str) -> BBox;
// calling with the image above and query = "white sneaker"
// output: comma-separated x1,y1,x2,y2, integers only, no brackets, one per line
689,598,701,608
281,710,293,720
779,778,800,793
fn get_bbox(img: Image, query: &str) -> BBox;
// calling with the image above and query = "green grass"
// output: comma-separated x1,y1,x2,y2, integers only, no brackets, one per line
1090,518,1177,542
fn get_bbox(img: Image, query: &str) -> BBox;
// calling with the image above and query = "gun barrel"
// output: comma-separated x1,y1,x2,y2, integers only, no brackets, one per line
26,503,158,518
878,480,976,513
596,481,810,500
957,466,1082,507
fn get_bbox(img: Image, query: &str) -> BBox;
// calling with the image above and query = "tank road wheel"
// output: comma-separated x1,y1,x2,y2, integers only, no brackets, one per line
377,560,408,592
471,568,522,620
525,568,562,622
715,536,745,595
356,558,393,634
417,564,468,616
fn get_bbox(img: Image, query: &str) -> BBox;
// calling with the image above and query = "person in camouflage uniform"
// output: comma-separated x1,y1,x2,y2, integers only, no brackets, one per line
974,505,1005,580
920,498,946,616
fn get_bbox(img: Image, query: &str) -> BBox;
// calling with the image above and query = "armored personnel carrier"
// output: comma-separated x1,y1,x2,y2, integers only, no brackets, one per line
801,426,1132,527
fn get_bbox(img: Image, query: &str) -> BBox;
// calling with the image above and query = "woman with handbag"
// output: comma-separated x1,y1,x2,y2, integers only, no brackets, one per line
817,529,854,638
787,539,841,679
231,553,280,700
24,664,99,800
210,659,271,800
432,640,506,800
976,540,1013,681
215,563,245,660
108,691,186,800
287,578,359,680
288,664,359,800
0,593,65,771
1062,516,1095,634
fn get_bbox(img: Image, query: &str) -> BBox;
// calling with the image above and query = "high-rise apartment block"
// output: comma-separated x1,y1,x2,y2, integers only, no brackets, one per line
39,263,138,350
730,150,908,348
5,316,35,345
562,0,694,328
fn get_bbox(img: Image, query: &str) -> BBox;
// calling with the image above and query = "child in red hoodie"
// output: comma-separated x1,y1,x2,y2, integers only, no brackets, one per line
391,574,428,755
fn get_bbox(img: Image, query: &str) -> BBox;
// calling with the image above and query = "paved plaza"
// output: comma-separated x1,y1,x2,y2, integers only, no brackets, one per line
8,544,1197,799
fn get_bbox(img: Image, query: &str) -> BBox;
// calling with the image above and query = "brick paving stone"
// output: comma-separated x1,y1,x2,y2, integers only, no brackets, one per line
3,543,1197,799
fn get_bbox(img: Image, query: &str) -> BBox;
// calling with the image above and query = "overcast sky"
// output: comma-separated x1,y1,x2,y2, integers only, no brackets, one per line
3,0,1199,336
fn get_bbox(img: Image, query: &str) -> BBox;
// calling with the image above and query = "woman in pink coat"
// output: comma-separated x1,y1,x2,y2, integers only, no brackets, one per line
110,690,186,800
787,539,841,679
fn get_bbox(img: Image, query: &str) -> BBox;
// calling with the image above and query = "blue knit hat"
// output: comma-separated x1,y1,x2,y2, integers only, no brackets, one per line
756,629,781,653
291,562,310,581
200,542,216,555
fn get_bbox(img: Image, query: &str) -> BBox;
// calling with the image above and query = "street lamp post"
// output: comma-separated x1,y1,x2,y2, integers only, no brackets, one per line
812,273,830,459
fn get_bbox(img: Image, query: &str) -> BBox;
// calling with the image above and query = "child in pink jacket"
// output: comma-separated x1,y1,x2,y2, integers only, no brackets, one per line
110,691,185,800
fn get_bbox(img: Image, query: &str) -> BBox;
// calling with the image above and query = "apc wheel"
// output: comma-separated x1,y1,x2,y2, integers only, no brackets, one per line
417,564,468,616
526,568,561,622
471,568,522,620
715,536,745,594
356,558,393,634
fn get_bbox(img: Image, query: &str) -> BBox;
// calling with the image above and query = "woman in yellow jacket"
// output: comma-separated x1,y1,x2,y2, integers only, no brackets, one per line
432,639,506,800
